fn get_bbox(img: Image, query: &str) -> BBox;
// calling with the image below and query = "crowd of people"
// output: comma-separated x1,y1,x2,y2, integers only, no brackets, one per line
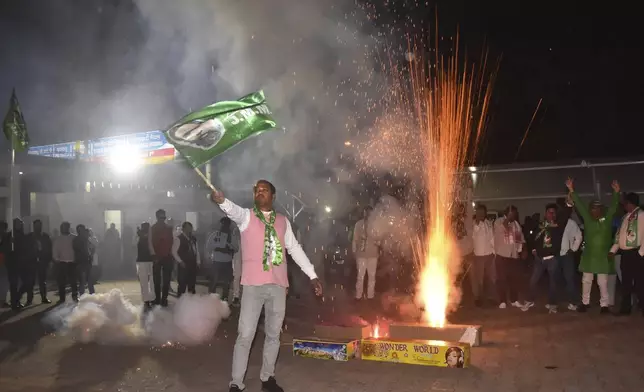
469,178,643,315
349,179,644,316
0,219,99,309
0,208,248,312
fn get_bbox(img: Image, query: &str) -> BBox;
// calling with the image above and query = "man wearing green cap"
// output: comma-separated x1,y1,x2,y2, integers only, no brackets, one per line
565,178,620,313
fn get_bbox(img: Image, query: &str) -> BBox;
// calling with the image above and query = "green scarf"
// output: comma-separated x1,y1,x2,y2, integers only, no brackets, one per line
253,205,284,271
536,221,557,249
625,207,639,248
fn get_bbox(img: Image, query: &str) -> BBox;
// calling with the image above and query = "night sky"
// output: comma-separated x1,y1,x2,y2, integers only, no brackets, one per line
0,0,641,165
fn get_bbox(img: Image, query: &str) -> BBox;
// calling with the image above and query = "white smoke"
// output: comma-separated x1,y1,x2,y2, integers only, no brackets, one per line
44,289,230,346
131,0,381,214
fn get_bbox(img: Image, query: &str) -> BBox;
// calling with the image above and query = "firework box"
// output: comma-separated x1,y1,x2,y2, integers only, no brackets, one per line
388,323,482,347
314,323,372,340
361,338,471,368
293,337,359,361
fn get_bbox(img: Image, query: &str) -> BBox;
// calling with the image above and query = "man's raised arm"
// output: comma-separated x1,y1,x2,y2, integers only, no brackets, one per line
211,190,251,232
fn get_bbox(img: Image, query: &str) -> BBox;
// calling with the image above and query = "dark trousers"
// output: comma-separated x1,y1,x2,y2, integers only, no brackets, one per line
153,257,174,301
7,261,21,306
56,262,78,301
495,256,523,304
18,263,36,303
210,262,233,300
559,253,578,304
19,261,50,302
470,254,496,301
620,249,644,311
177,262,197,296
526,256,560,305
78,263,95,295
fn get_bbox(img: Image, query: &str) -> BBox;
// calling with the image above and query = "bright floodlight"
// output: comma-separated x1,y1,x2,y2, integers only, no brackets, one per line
109,143,143,174
324,205,332,213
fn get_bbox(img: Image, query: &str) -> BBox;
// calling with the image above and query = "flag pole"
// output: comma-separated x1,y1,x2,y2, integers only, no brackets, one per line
194,166,217,192
8,138,14,227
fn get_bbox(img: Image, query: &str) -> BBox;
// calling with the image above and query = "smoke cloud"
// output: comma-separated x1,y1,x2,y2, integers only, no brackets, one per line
131,0,382,214
44,289,230,345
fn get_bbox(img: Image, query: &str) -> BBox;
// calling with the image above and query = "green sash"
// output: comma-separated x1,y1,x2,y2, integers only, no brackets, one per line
253,205,284,271
626,208,640,248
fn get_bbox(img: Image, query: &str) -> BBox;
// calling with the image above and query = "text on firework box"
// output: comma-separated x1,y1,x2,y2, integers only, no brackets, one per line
388,323,482,347
293,337,359,361
360,338,471,368
314,323,372,340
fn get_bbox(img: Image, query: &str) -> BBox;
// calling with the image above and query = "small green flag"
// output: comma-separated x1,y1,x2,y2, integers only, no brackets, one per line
2,89,30,151
164,90,277,168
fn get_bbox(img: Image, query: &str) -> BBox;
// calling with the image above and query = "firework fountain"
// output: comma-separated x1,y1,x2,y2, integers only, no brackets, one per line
374,32,497,328
412,36,496,328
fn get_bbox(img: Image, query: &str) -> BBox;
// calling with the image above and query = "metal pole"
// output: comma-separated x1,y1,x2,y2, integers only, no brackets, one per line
463,159,644,175
474,192,596,202
8,147,14,226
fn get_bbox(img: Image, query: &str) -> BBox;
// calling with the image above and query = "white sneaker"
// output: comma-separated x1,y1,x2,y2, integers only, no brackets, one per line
567,303,577,311
546,304,558,314
521,301,535,312
498,302,507,309
511,301,523,308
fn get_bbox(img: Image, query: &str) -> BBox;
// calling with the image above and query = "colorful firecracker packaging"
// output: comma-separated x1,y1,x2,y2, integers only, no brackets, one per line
360,338,471,368
293,337,360,361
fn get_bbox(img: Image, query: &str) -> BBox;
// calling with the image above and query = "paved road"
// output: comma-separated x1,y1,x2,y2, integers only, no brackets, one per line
1,280,643,392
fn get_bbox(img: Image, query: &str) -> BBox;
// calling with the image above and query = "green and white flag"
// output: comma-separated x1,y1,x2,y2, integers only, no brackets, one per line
2,89,30,151
164,90,277,168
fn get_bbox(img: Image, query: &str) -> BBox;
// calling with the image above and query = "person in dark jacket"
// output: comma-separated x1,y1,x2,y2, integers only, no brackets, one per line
150,209,174,307
136,222,155,309
10,219,30,309
0,221,11,308
74,224,94,295
172,221,201,297
522,203,566,313
22,219,53,304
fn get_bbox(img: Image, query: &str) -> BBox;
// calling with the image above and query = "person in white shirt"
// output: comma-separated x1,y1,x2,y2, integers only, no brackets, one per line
610,192,644,315
559,215,583,311
352,206,380,300
493,206,526,309
211,180,322,392
171,221,201,296
52,222,78,303
470,204,495,307
205,217,239,302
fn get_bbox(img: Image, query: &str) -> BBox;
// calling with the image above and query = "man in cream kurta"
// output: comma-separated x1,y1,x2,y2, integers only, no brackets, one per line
352,206,380,300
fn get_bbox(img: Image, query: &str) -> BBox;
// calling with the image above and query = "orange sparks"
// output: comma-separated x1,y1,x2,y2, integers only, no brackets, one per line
372,324,380,339
402,33,497,328
515,97,543,160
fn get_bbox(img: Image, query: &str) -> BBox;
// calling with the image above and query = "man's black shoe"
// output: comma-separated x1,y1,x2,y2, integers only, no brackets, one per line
577,304,588,313
261,377,284,392
229,384,244,392
41,297,52,304
161,298,169,307
600,307,611,314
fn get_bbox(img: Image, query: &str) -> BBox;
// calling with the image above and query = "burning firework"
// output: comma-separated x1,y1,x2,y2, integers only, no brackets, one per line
382,34,497,328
